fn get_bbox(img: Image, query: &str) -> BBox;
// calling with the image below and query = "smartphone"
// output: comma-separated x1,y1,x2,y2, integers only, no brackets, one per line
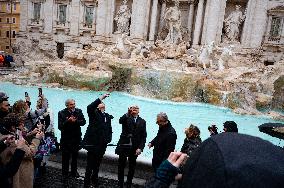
38,88,43,96
25,92,29,97
15,129,20,140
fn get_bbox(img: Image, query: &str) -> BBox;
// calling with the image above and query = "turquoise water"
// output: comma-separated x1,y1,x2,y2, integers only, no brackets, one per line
1,82,284,161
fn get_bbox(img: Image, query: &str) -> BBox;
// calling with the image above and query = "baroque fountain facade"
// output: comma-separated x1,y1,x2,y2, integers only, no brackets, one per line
3,0,284,118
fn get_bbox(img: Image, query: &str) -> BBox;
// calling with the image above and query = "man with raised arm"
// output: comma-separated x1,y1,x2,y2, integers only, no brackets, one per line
116,105,147,188
83,94,113,188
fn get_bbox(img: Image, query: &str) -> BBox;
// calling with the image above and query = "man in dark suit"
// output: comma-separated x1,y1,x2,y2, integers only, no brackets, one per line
148,112,177,172
116,105,147,188
58,99,86,181
83,94,113,188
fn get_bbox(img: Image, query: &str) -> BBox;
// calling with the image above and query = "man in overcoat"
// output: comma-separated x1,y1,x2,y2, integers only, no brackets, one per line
58,99,86,181
116,105,147,188
83,94,113,188
148,112,177,172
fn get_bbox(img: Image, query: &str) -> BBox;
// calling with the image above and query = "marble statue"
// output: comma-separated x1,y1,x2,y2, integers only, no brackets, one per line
224,5,246,42
104,33,132,58
114,0,131,34
130,42,150,59
197,41,216,70
163,0,182,45
217,45,235,70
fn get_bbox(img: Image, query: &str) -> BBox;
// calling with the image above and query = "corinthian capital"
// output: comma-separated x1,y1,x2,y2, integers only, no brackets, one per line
159,0,169,4
188,0,197,5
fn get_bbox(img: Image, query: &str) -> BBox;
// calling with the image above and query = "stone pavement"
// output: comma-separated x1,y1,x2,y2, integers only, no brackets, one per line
33,161,144,188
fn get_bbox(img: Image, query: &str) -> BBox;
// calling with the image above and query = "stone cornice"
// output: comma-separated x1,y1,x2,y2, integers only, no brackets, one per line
80,0,98,6
268,5,284,15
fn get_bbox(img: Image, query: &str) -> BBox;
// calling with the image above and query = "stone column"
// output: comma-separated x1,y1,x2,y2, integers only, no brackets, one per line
19,0,28,32
149,0,159,41
69,0,80,36
96,0,105,35
201,0,226,45
105,0,115,36
192,0,205,45
96,0,115,36
130,0,151,39
241,0,268,48
158,0,167,32
187,0,195,39
43,0,53,33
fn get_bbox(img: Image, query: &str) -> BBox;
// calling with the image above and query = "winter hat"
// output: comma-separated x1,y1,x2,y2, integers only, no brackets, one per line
180,133,284,188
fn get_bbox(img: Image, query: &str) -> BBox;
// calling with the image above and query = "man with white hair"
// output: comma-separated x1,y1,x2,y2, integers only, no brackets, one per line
58,99,86,184
148,112,177,172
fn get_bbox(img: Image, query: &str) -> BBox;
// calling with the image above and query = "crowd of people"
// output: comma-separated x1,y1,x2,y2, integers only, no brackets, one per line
0,53,14,68
1,90,284,188
0,90,56,188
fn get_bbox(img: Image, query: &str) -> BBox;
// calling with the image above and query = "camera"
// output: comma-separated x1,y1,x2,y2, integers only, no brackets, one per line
25,92,29,97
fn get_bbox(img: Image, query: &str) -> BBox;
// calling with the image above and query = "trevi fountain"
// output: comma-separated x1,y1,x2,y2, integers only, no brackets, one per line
1,0,284,121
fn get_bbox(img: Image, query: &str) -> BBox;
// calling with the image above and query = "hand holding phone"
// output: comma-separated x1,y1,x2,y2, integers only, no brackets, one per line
38,88,43,97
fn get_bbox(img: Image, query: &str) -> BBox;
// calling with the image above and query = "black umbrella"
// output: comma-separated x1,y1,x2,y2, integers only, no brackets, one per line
258,123,284,139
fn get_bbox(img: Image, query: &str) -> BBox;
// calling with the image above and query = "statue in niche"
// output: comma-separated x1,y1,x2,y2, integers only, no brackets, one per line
224,5,246,42
114,0,131,34
163,0,183,44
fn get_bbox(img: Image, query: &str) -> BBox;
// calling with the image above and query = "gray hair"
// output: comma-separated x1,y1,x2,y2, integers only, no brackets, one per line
65,99,75,106
157,112,168,121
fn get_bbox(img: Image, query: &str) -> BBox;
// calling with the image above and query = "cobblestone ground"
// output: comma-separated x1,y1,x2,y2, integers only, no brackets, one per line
34,167,144,188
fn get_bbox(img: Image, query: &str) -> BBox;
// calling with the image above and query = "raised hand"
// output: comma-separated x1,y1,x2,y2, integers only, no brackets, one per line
167,152,188,168
100,93,110,101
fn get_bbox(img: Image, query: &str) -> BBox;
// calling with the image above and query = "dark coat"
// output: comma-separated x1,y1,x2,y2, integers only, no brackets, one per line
150,121,177,170
145,133,284,188
180,137,202,157
82,99,112,153
115,113,147,156
0,145,25,188
58,108,86,148
0,141,6,153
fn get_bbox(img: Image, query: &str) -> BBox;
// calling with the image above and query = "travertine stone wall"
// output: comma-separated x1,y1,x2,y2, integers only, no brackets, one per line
16,0,283,58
